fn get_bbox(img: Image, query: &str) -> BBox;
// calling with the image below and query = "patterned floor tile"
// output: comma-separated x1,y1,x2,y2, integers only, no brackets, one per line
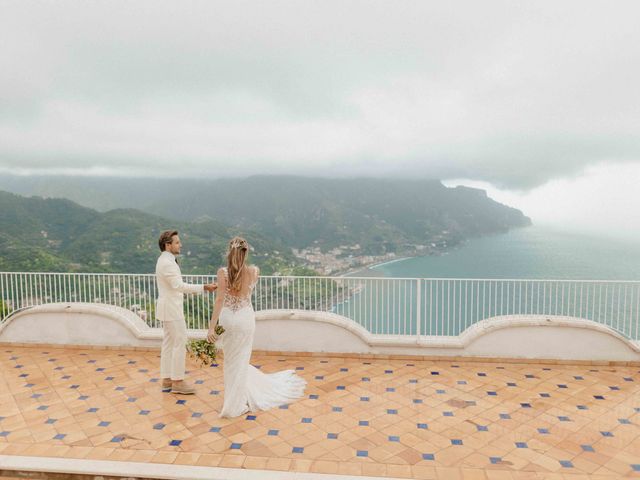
0,346,639,479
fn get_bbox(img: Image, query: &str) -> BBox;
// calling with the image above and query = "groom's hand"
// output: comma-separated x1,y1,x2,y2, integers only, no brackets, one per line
204,283,217,292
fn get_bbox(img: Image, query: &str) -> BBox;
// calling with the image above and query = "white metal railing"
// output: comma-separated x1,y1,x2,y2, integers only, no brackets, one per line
1,272,639,340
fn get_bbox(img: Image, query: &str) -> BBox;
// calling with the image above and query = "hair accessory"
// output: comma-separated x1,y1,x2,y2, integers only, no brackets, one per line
229,238,248,250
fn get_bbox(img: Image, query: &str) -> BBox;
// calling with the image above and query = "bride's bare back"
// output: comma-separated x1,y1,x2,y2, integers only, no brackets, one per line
219,266,259,312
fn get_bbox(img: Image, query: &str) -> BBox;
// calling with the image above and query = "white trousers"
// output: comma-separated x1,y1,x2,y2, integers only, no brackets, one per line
160,319,187,380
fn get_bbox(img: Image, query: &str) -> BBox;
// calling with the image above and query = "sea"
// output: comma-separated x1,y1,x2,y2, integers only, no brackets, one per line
369,225,640,280
335,225,640,335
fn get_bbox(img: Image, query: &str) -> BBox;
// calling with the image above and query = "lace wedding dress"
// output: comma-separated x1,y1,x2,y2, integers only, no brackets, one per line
218,267,307,418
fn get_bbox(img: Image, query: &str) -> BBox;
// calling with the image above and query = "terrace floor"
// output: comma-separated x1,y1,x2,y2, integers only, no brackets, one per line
0,345,639,479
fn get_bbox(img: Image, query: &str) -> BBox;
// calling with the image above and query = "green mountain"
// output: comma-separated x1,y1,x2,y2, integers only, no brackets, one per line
0,191,295,274
0,175,531,255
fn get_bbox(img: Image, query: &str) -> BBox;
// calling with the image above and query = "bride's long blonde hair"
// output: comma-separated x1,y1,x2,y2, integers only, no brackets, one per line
226,236,249,292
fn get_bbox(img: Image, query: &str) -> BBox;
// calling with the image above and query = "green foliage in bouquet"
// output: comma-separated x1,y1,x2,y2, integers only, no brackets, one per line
186,325,225,367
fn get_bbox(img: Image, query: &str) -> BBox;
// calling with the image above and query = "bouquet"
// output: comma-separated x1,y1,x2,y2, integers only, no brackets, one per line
186,325,225,367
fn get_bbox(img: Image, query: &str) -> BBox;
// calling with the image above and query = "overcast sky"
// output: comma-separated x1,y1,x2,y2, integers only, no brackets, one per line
1,0,639,236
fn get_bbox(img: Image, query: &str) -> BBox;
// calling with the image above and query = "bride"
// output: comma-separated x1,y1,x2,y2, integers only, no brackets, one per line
207,236,307,418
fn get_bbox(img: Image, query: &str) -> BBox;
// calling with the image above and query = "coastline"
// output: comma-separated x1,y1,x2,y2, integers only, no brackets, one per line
369,256,411,269
336,241,466,278
333,225,640,282
305,234,473,278
340,256,413,278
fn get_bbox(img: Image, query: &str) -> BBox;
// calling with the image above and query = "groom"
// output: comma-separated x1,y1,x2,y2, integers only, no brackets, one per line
156,230,216,394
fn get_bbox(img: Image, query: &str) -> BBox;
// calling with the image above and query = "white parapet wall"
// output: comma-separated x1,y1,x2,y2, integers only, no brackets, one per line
0,303,161,348
1,303,639,362
252,310,640,361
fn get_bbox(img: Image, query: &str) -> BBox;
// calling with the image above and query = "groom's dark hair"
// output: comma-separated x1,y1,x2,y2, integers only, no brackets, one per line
159,230,179,252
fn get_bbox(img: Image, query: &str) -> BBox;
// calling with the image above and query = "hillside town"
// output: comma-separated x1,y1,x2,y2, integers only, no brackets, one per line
292,241,445,275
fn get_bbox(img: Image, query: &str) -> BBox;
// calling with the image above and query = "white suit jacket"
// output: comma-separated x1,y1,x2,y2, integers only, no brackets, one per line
155,251,204,322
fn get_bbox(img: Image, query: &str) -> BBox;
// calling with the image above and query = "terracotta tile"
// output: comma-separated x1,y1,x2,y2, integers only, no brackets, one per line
84,447,115,460
265,457,292,471
174,452,201,465
219,454,245,468
150,450,179,464
387,464,414,478
195,453,223,467
485,471,515,480
337,461,363,475
106,448,136,462
412,465,438,479
128,449,157,463
1,345,639,480
310,460,339,474
460,469,488,480
242,455,269,470
362,463,388,477
435,466,464,480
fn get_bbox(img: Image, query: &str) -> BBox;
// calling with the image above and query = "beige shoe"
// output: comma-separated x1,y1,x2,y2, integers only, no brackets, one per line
171,380,196,395
161,378,172,390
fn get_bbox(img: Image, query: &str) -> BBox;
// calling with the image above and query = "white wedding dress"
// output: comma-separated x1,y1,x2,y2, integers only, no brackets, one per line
218,267,307,418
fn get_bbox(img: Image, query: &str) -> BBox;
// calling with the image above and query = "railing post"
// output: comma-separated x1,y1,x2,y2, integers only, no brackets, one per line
415,278,421,340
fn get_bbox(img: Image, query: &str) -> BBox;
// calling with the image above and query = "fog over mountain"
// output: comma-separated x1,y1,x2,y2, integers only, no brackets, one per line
1,1,638,238
0,176,532,256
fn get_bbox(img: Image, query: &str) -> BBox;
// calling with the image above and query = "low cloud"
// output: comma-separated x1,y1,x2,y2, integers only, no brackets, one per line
1,0,639,189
